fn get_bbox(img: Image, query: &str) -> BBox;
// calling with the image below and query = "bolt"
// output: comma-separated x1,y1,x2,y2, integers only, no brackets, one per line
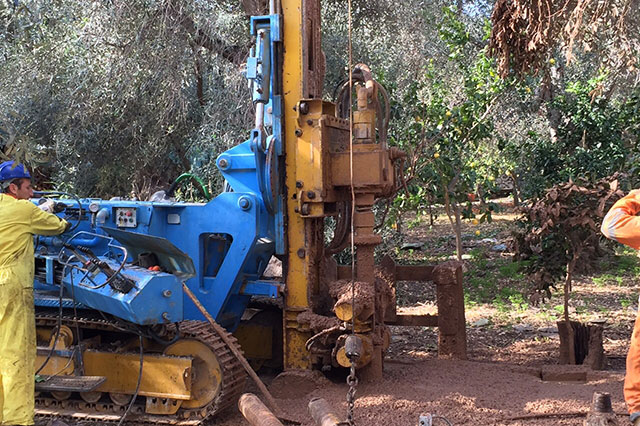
297,248,306,258
163,290,172,298
294,207,299,213
162,312,170,321
299,102,309,114
306,119,313,125
306,191,316,199
218,158,229,169
296,181,304,188
238,197,252,210
295,129,303,137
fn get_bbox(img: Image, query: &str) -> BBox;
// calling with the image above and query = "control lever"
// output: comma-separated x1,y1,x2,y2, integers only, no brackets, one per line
63,244,135,293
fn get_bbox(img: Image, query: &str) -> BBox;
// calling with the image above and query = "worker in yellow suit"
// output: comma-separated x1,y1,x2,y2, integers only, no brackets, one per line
0,161,69,426
601,189,640,425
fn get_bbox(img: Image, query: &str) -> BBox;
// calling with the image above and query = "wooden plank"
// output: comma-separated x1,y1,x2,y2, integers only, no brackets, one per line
337,265,434,282
396,265,434,281
386,314,438,327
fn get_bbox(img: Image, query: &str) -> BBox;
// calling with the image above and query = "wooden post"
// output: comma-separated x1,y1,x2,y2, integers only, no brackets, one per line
434,261,467,359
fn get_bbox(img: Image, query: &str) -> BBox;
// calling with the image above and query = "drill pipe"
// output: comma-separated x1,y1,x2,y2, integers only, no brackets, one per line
308,397,343,426
238,393,284,426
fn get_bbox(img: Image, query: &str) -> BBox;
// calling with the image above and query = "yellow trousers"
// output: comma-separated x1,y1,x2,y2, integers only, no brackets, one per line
0,260,35,425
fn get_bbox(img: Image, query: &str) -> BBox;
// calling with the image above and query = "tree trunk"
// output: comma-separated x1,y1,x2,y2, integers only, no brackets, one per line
539,63,565,143
453,203,463,262
442,186,463,262
562,257,577,364
428,197,435,227
509,171,520,207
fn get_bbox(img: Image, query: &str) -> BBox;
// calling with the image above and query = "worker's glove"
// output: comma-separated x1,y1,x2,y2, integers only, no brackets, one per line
52,202,66,213
38,199,56,213
38,199,66,214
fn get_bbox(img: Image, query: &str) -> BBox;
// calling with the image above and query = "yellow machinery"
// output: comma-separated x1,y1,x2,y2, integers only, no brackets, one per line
31,0,466,424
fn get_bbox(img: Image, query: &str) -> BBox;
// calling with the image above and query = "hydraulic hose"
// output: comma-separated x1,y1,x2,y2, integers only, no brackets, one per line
166,173,211,200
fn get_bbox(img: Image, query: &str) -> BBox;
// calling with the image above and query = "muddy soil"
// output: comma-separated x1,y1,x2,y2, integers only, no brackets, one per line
37,199,636,426
213,347,627,426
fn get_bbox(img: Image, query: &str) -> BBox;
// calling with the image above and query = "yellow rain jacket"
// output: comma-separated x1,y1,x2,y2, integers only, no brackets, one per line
0,194,68,425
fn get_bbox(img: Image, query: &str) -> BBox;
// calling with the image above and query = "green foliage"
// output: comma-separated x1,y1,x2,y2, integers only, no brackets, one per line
0,0,252,197
505,72,640,199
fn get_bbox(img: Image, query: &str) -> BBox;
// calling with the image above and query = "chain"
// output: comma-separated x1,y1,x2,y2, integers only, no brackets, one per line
346,364,358,426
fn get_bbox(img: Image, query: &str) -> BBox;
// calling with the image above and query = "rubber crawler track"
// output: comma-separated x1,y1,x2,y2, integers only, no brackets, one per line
34,313,247,425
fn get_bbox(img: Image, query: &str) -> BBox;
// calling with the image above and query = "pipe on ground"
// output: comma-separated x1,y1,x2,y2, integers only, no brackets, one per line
238,393,284,426
308,397,343,426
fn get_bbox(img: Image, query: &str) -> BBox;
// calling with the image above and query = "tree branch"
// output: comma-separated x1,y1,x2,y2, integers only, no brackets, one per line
166,0,248,64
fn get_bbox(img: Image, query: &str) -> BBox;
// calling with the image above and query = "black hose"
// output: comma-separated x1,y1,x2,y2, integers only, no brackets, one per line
34,190,83,233
117,334,144,426
35,268,66,375
433,415,454,425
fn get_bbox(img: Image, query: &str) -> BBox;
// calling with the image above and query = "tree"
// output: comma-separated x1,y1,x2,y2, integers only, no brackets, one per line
391,7,506,261
0,0,254,197
489,0,640,79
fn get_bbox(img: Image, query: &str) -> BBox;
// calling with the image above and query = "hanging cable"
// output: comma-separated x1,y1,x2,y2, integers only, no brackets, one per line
35,267,66,375
117,334,144,426
347,0,355,339
346,0,359,425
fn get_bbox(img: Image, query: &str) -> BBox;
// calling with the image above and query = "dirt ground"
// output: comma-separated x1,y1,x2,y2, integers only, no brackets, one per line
211,199,635,426
214,357,626,426
39,199,637,426
211,322,628,426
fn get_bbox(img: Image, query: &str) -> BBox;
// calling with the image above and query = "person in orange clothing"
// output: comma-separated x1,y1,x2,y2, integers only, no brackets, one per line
602,189,640,424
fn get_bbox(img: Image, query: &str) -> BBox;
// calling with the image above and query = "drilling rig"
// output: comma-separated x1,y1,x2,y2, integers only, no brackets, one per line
31,0,466,424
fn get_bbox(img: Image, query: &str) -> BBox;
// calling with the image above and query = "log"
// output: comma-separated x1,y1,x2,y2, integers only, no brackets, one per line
330,280,374,322
558,321,606,368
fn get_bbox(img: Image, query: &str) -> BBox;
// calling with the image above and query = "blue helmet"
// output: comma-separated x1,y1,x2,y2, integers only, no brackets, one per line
0,161,31,183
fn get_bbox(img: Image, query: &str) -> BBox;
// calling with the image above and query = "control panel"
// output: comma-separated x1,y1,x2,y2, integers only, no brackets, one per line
115,207,137,228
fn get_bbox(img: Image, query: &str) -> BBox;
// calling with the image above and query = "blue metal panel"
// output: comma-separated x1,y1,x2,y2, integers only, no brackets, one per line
241,280,281,298
33,12,285,332
61,264,183,325
45,256,54,285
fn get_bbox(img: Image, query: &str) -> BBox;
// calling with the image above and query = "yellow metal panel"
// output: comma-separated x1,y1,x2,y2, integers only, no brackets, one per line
35,353,75,376
234,323,272,360
83,350,192,399
283,0,313,370
330,151,388,187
